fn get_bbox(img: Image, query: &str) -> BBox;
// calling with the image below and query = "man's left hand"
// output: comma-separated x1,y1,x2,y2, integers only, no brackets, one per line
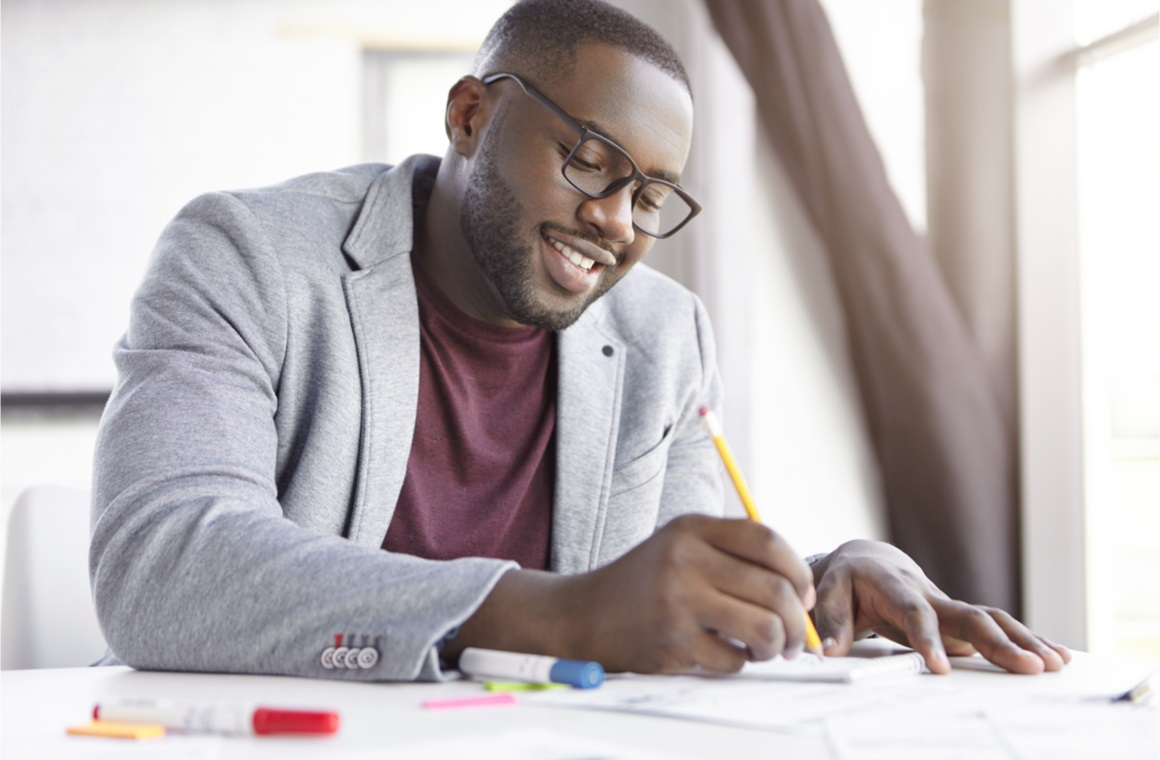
809,540,1072,674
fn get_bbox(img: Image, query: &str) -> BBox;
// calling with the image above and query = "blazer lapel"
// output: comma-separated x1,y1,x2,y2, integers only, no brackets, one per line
553,303,626,574
339,157,435,548
342,260,419,548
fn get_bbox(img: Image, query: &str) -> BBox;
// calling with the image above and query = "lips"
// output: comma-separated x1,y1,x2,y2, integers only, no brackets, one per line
540,233,614,295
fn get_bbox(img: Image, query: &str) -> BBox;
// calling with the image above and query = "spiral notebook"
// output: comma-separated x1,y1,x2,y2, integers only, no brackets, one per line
738,651,928,683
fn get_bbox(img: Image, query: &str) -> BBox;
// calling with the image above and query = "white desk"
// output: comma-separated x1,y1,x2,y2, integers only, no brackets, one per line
1,653,1156,759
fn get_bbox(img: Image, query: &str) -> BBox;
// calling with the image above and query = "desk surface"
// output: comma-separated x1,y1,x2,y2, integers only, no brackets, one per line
2,652,1156,759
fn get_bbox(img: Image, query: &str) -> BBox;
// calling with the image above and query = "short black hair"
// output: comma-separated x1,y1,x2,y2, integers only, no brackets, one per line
474,0,691,95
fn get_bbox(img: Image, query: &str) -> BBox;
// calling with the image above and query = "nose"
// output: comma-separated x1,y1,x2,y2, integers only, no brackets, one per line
576,184,636,246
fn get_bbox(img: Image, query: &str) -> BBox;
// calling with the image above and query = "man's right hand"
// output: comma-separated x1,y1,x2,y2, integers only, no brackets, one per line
443,514,816,674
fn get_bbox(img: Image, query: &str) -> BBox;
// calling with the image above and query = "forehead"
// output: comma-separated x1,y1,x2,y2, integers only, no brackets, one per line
544,43,694,179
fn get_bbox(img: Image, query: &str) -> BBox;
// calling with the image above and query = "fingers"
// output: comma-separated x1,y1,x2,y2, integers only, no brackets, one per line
1042,636,1073,665
868,578,952,674
935,602,1070,674
698,586,794,662
984,607,1070,671
654,516,817,661
689,537,809,660
812,555,951,671
812,569,857,657
685,630,751,674
809,540,1073,677
690,516,815,604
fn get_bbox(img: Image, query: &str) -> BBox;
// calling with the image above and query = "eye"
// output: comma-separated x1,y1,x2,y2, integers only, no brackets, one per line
556,142,574,159
637,183,672,212
567,142,611,174
566,153,603,173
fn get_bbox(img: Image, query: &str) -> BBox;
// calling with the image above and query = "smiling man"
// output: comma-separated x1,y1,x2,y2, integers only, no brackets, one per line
91,0,1068,681
434,59,694,332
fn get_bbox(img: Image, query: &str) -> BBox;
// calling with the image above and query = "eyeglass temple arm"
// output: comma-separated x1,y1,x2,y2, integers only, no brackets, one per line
480,72,588,136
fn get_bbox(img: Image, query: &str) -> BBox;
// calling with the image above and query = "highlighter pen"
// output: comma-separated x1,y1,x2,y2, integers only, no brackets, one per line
93,700,339,736
458,647,605,689
699,406,825,654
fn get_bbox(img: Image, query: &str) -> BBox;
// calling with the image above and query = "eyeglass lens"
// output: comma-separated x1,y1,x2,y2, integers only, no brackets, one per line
563,136,693,238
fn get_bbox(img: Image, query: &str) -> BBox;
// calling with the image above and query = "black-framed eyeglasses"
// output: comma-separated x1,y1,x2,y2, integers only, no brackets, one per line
481,72,701,239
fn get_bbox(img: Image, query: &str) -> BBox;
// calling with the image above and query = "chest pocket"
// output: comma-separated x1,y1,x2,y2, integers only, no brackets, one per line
610,431,671,495
598,426,673,565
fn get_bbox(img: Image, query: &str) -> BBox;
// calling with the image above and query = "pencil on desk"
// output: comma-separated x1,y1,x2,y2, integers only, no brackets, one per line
699,406,824,655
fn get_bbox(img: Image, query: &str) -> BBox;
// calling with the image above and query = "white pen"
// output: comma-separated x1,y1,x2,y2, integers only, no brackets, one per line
93,699,339,736
458,647,605,689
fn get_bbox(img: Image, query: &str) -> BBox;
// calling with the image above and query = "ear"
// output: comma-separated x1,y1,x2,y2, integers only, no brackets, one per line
444,76,490,157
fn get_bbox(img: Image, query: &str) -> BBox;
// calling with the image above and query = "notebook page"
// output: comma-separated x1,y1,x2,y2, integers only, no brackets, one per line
736,652,928,683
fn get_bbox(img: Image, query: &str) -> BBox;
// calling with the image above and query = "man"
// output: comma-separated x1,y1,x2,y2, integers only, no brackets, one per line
91,0,1068,681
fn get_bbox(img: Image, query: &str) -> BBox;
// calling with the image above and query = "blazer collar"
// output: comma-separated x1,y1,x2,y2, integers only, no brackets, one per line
343,155,440,272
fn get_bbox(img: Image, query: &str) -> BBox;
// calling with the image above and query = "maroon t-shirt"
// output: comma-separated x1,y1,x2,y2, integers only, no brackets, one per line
381,254,556,570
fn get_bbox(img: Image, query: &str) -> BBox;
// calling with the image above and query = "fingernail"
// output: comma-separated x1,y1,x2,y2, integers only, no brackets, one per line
822,637,838,651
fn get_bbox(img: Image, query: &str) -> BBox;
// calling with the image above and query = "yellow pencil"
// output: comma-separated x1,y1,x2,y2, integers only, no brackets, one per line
699,406,824,654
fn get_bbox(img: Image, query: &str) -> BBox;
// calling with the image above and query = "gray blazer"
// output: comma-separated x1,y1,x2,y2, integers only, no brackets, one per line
90,156,724,681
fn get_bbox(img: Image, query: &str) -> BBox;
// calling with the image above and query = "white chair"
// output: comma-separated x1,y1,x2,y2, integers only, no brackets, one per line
1,485,108,669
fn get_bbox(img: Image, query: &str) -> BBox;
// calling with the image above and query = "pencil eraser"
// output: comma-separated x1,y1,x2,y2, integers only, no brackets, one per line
67,720,166,740
699,406,709,416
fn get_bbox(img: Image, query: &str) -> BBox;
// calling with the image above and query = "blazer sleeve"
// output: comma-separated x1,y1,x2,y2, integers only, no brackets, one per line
90,191,515,682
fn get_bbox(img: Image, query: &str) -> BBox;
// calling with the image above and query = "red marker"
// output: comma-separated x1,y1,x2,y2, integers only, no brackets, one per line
93,700,339,736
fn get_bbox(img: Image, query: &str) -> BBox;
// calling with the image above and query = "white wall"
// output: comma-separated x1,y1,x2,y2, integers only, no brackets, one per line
0,0,511,393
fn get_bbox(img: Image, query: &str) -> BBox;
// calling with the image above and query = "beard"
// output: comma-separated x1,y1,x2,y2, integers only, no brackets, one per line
460,132,618,331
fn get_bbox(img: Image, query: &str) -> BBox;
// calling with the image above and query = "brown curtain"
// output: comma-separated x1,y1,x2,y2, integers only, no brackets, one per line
704,0,1019,612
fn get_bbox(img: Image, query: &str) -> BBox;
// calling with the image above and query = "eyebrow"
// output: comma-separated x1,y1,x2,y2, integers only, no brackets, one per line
579,118,683,185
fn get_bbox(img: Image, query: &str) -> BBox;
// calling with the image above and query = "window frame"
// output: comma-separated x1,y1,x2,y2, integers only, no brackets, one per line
1013,0,1159,650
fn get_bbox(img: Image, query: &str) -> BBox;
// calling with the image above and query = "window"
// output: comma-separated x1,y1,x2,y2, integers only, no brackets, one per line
1073,5,1160,663
362,51,477,164
1015,1,1158,662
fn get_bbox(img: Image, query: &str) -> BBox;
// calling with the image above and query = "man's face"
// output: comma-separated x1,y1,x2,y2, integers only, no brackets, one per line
460,44,694,331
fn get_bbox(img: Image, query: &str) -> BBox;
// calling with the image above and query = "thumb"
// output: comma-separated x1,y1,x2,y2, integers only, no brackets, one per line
812,573,856,656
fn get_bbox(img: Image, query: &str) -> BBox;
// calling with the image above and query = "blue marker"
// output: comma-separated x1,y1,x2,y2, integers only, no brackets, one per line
458,647,605,689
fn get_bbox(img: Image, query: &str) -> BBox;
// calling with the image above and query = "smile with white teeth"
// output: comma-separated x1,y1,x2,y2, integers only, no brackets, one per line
549,236,596,272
